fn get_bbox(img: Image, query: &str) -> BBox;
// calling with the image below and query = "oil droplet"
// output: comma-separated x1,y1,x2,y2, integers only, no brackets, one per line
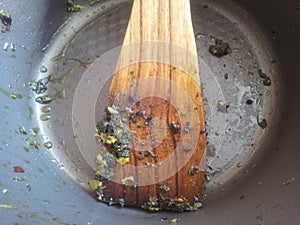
40,65,47,73
40,114,51,121
41,106,51,113
44,141,53,149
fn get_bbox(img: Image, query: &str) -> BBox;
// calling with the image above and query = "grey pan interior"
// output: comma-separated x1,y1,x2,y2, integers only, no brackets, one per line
0,0,299,224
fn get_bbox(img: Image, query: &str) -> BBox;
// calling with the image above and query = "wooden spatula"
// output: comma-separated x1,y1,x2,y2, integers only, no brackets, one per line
91,0,206,212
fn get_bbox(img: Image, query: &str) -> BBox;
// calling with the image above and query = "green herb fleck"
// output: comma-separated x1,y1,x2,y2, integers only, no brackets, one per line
19,126,27,135
25,138,40,149
281,177,296,186
121,176,134,185
66,0,84,12
141,196,160,212
12,176,25,181
0,204,16,209
29,127,40,137
188,166,199,175
160,184,170,192
263,76,271,86
10,93,23,99
96,105,131,164
170,121,180,134
170,218,179,223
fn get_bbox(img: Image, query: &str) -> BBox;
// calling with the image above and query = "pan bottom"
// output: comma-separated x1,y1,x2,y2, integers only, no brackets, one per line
35,0,277,201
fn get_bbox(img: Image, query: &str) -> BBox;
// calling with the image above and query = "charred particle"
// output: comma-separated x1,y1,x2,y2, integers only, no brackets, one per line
160,217,168,221
136,109,146,116
0,10,12,32
208,165,214,171
145,115,153,125
209,39,232,57
258,69,267,79
170,122,180,134
224,73,228,80
257,116,267,129
263,76,271,86
200,128,206,134
246,99,253,105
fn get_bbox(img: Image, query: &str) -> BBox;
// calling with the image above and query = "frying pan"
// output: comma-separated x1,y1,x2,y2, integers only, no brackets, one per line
0,0,299,224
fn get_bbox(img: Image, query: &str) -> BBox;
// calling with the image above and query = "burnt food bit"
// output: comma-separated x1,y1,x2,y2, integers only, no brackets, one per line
209,39,232,57
263,76,272,86
258,69,272,86
258,69,267,78
257,116,267,129
170,121,180,134
0,10,12,32
145,115,154,125
246,99,253,105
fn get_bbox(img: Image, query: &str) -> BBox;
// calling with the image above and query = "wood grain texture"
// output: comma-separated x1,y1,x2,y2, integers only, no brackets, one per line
102,0,206,210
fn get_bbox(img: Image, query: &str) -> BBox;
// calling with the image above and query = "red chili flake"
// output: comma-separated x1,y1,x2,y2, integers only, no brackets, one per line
13,166,25,173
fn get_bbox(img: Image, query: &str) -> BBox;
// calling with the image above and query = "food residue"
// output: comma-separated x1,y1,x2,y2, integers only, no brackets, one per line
0,9,12,32
13,166,25,173
0,204,16,209
209,39,232,57
66,0,84,12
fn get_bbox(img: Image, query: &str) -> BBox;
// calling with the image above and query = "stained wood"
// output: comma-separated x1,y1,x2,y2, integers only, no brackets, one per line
102,0,206,210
